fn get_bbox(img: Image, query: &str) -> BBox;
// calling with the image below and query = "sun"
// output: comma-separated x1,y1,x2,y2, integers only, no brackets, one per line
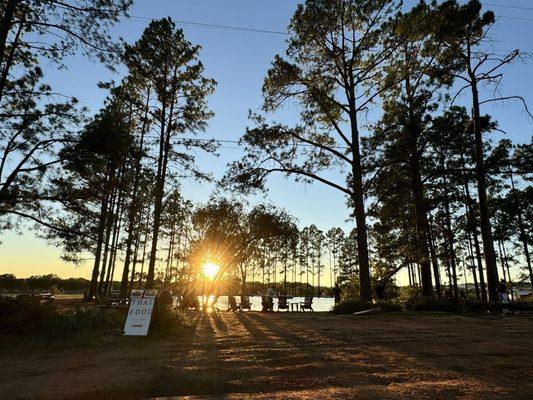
202,262,220,279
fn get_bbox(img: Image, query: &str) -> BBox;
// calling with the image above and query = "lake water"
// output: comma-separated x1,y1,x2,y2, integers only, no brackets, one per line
214,296,335,312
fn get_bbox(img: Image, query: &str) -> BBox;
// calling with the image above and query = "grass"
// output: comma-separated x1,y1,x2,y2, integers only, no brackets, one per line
0,296,196,350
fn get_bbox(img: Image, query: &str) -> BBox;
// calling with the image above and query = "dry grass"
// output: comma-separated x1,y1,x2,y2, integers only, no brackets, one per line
1,312,532,399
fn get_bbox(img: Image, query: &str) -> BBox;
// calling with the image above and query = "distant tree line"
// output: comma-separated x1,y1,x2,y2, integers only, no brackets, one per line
0,274,89,292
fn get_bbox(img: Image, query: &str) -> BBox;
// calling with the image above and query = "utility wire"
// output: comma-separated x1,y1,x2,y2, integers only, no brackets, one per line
499,15,533,22
482,3,533,11
119,2,533,35
143,135,351,150
126,14,288,36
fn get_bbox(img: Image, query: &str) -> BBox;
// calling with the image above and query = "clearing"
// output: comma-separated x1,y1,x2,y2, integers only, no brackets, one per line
1,312,532,399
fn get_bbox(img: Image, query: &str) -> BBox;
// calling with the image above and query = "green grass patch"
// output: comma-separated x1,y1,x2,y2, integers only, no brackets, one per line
0,296,195,349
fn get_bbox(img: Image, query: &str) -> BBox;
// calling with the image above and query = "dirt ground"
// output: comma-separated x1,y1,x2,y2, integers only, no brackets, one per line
1,312,532,400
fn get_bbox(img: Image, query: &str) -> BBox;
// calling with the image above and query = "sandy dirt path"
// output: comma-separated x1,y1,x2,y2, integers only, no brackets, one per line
1,312,532,399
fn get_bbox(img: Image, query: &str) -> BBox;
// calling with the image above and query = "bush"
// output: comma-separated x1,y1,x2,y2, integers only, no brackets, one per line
376,300,403,312
0,295,193,344
331,299,403,314
466,300,533,313
331,299,372,314
508,301,533,312
407,298,464,313
150,306,193,336
46,308,123,339
465,301,502,313
0,296,122,340
0,296,57,334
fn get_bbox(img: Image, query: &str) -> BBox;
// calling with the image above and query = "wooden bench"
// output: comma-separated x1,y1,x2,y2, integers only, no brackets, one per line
40,292,56,302
17,293,55,302
98,297,130,310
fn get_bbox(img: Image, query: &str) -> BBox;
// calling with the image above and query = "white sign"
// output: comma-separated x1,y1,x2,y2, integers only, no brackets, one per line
124,289,157,336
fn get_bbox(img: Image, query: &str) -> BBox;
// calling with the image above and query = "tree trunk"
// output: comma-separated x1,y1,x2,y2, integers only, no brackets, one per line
139,229,148,288
129,226,141,290
426,214,441,298
409,145,433,298
88,166,112,300
105,188,126,295
145,146,165,288
404,70,433,299
459,139,487,301
0,0,18,99
497,240,507,282
467,229,480,300
502,243,514,301
120,92,150,297
98,186,117,296
468,68,499,301
0,7,24,104
146,68,178,288
509,171,533,292
442,166,459,300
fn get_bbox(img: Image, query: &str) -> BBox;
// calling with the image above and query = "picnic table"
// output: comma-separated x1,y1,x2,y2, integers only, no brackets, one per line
40,292,56,302
98,297,130,310
16,292,55,302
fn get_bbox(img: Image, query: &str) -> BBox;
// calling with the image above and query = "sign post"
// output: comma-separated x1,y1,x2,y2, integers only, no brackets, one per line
124,289,157,336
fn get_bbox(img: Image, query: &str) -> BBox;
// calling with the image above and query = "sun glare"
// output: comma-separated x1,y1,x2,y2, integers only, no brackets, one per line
202,262,220,279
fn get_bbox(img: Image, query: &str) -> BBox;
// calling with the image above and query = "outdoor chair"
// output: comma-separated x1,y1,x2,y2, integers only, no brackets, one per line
227,295,240,311
240,295,251,311
180,293,200,310
277,295,289,311
300,296,314,312
261,295,274,312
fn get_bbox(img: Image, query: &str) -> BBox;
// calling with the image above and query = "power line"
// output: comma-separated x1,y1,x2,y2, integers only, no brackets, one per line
482,3,533,11
499,15,533,22
118,3,533,36
126,15,288,36
143,135,351,150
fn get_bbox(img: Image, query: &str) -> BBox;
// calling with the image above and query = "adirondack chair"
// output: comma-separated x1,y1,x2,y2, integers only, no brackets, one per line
300,296,314,312
240,295,251,311
277,295,289,311
227,295,240,311
261,295,274,312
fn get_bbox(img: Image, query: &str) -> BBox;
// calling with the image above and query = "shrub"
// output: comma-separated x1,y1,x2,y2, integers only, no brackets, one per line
465,301,502,313
508,301,533,312
150,306,194,336
0,296,57,334
466,300,533,313
0,296,122,340
407,298,464,313
46,308,123,339
0,295,193,344
331,299,403,314
331,299,372,314
376,300,403,312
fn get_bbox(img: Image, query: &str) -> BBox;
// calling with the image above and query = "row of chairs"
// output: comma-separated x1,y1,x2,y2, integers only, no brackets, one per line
262,295,314,312
228,295,314,312
228,295,252,311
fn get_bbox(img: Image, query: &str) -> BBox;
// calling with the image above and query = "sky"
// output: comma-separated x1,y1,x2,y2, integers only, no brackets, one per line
1,0,532,284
